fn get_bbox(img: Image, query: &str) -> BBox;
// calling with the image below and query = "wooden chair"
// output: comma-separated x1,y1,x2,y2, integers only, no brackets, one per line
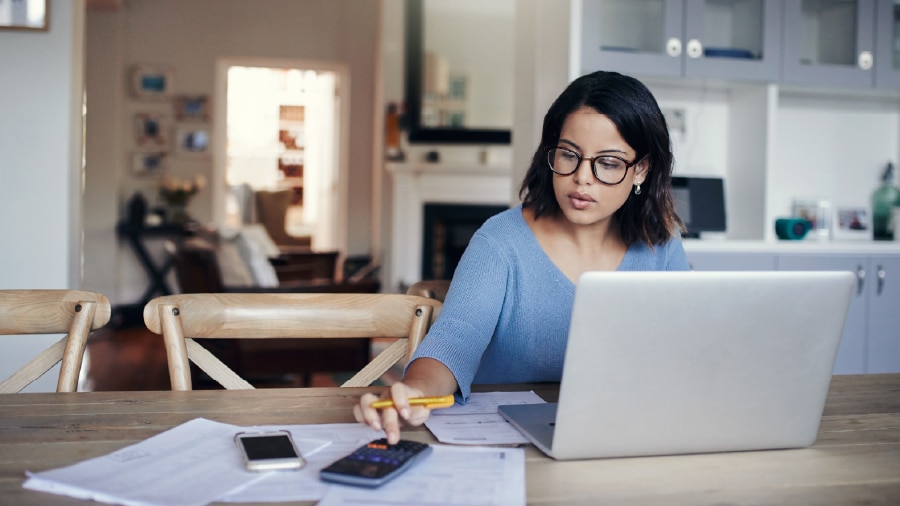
0,290,111,393
142,293,442,390
406,279,451,302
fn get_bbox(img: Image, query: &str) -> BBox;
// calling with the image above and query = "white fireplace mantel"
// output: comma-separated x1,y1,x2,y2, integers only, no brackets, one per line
386,162,513,292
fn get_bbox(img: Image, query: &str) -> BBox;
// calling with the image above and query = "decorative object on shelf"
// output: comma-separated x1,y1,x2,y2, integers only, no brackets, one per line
158,175,206,225
792,198,832,241
775,218,811,240
129,64,174,101
832,205,873,242
174,95,210,122
126,192,148,228
385,102,405,161
174,124,210,155
131,151,166,176
134,112,168,146
0,0,47,31
871,161,900,241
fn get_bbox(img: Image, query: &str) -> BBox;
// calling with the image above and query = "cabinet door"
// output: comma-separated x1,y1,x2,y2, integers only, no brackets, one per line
875,0,900,88
866,255,900,372
580,0,685,78
782,0,876,88
777,254,868,374
686,251,777,271
683,0,782,81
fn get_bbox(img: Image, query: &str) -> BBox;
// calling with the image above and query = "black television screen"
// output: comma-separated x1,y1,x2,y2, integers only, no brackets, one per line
671,176,726,238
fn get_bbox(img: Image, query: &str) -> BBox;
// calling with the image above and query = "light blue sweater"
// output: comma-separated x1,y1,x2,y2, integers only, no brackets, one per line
407,205,690,400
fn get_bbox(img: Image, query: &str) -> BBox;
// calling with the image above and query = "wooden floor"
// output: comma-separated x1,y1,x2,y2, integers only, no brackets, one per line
84,325,352,391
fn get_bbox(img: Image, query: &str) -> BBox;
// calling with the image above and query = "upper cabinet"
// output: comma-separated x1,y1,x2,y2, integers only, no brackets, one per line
580,0,900,91
875,0,900,88
579,0,782,82
781,0,876,88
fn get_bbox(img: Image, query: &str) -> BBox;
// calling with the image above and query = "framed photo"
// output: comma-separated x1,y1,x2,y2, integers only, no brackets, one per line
131,151,167,176
0,0,47,31
833,205,872,241
175,95,210,122
134,113,168,146
129,65,174,100
174,124,210,155
791,198,832,240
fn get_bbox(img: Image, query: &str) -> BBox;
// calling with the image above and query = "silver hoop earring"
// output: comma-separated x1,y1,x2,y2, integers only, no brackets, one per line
634,183,641,195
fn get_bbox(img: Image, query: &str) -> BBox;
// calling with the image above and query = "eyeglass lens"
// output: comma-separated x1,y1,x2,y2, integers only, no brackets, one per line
547,147,630,185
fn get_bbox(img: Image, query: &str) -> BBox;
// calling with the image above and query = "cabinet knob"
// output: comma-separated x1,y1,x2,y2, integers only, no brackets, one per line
686,39,703,59
858,51,873,70
666,38,682,57
856,265,866,295
877,265,886,295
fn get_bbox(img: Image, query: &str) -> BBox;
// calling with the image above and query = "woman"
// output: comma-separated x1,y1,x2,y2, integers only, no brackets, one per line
355,70,690,443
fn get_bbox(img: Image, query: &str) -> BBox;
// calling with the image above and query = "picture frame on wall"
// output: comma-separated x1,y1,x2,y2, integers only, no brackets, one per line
832,205,873,241
175,95,210,122
0,0,47,31
131,151,167,176
130,65,174,100
134,113,168,146
174,124,210,155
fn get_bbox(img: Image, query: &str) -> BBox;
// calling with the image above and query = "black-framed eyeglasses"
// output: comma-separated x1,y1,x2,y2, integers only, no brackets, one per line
546,147,637,185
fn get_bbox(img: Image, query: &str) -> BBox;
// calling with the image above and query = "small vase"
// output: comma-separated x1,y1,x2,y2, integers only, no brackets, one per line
168,203,190,225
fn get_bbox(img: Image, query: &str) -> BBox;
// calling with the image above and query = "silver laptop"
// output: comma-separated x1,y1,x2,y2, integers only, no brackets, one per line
498,270,855,460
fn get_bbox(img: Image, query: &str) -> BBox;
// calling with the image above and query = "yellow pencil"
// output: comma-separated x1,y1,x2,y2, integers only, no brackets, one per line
370,394,455,410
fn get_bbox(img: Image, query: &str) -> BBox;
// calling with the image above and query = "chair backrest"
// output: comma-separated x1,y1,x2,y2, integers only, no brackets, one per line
0,290,111,393
406,279,451,302
142,292,442,390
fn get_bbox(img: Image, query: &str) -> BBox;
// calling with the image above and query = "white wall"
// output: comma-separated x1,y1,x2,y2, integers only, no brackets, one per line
0,0,85,392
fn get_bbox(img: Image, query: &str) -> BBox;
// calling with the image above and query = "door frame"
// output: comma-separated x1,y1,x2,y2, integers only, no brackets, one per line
213,56,349,252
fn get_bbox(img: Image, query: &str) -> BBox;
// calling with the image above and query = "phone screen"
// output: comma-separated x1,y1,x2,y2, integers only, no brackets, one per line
240,434,298,460
235,431,304,471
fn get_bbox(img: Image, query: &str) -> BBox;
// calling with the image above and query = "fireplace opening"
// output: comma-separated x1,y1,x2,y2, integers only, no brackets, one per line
422,203,508,280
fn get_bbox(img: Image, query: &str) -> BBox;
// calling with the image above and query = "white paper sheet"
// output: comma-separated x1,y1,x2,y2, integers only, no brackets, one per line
317,445,526,506
424,391,546,445
22,418,354,506
219,423,384,503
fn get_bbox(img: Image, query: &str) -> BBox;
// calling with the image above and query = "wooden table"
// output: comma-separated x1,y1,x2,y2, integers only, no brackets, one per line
1,375,899,505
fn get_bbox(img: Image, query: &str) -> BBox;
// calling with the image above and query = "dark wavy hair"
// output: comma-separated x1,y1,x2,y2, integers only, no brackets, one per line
519,70,684,247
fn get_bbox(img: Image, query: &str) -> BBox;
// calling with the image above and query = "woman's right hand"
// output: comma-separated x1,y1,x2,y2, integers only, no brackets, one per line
353,382,430,444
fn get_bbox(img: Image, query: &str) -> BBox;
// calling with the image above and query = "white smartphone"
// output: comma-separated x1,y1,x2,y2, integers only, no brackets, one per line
234,430,305,471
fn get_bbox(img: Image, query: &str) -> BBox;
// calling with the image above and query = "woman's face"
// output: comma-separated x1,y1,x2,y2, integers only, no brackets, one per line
552,107,647,228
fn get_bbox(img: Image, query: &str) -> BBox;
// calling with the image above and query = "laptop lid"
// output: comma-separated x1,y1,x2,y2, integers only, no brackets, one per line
500,270,855,460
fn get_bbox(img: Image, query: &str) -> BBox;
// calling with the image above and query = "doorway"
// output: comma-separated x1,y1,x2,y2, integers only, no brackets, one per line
213,58,348,251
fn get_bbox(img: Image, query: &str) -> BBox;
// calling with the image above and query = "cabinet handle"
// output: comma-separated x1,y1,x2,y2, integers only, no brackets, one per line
666,38,682,57
856,265,865,295
686,39,703,59
877,265,886,295
858,51,873,70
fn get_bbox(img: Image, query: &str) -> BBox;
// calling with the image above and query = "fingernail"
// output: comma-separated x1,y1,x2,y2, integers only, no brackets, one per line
400,408,410,419
372,420,381,430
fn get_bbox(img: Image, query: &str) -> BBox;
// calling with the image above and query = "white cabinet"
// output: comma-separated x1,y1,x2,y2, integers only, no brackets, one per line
687,250,777,271
864,255,900,372
777,254,870,375
579,0,782,82
685,246,900,374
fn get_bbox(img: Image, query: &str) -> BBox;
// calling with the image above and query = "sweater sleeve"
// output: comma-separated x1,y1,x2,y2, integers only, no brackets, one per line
406,228,510,399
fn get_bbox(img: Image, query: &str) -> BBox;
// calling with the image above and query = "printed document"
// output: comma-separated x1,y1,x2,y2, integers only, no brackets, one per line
424,391,546,445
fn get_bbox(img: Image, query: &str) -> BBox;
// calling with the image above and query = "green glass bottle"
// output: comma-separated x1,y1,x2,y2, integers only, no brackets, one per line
872,161,900,240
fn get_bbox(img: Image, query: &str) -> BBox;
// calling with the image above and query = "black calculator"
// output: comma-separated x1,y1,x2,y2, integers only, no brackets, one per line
319,438,433,487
